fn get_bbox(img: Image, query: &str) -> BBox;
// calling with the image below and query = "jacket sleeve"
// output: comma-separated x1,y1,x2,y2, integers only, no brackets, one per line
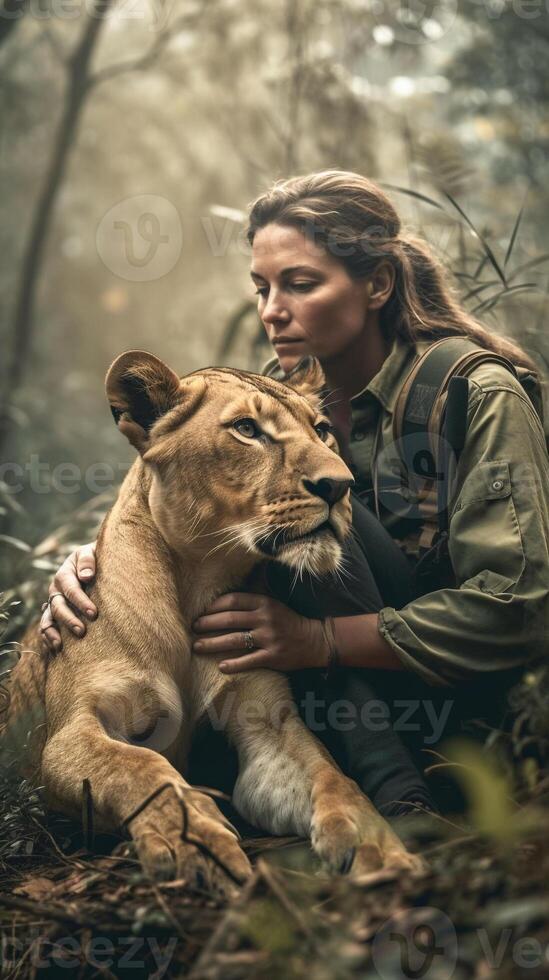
378,366,549,687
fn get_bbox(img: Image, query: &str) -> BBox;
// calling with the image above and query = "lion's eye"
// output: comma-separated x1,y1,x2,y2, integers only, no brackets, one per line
315,422,332,442
234,418,260,439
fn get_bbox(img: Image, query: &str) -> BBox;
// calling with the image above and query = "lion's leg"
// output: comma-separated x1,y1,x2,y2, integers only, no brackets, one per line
41,717,251,893
224,673,423,876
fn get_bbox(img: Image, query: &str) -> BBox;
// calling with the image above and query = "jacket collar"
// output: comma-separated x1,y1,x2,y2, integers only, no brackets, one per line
261,335,423,416
350,335,418,414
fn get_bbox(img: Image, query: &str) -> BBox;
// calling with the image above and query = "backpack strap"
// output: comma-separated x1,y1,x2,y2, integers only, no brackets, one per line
391,337,523,554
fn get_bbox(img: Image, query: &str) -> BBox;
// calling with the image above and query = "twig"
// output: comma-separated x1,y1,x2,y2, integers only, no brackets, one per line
422,833,477,856
150,881,191,943
0,891,90,927
187,870,260,979
257,858,317,947
0,892,148,936
82,778,94,851
28,814,89,872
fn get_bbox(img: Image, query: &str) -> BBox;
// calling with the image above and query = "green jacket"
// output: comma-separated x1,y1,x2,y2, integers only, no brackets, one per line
263,337,549,687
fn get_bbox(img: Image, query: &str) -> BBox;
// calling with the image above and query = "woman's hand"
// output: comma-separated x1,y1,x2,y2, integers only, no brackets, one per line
39,541,98,654
192,592,329,673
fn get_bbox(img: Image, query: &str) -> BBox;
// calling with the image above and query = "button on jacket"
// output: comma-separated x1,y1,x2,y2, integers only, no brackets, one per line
262,336,549,687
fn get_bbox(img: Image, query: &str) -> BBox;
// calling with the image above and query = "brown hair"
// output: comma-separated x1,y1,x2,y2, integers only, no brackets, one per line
247,170,537,373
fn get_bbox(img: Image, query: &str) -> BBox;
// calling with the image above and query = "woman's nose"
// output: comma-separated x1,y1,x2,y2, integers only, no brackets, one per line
262,291,290,323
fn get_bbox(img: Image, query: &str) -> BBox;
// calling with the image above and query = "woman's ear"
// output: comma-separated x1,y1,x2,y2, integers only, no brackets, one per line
105,350,183,453
283,356,326,409
368,261,395,310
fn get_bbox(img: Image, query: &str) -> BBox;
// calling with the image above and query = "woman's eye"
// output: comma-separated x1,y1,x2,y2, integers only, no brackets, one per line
291,281,315,292
254,287,268,298
234,418,260,439
315,422,332,442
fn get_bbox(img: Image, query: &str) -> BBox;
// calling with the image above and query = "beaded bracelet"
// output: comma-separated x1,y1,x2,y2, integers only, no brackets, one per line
321,615,340,681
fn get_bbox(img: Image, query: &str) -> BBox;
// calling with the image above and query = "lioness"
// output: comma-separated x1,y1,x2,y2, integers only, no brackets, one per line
3,350,421,892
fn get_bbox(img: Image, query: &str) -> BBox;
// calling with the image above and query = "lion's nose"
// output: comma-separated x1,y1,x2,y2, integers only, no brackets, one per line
303,477,354,506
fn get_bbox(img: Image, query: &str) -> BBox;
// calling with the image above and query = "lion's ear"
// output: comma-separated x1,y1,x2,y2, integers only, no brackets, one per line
105,350,182,453
283,356,326,409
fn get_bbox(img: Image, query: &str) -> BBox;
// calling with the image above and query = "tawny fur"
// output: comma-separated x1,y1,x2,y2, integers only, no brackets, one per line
1,351,421,892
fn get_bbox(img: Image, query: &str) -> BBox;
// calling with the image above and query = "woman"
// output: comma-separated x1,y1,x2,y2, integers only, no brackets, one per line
40,171,549,815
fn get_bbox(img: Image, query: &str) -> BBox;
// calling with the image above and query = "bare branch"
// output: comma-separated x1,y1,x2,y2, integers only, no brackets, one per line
87,11,198,89
40,24,69,66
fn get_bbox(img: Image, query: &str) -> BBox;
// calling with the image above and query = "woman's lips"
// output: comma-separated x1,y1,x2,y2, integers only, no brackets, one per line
272,338,304,348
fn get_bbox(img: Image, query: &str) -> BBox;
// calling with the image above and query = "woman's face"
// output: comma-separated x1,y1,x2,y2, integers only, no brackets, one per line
251,223,371,373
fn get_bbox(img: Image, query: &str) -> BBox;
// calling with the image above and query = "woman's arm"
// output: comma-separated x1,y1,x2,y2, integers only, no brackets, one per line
332,613,405,670
39,541,98,653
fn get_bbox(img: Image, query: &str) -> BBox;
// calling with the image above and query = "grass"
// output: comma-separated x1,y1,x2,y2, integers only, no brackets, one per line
1,518,549,976
0,771,549,978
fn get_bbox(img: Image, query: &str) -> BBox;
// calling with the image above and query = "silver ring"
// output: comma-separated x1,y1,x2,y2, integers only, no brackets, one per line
242,631,256,652
47,592,64,612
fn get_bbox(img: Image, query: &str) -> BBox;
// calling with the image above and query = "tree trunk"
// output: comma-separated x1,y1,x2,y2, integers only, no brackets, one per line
0,0,112,453
0,0,26,47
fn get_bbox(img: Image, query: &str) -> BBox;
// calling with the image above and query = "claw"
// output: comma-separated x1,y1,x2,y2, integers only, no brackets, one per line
339,847,356,875
221,817,242,841
194,868,207,889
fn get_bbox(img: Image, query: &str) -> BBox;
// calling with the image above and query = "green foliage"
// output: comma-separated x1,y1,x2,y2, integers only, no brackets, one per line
442,738,518,842
241,897,298,954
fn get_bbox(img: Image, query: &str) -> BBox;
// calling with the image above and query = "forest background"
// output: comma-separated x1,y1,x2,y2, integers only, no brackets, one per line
1,7,549,976
1,0,548,588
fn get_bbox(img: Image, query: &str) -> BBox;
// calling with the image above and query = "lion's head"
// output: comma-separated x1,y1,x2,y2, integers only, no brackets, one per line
106,351,353,578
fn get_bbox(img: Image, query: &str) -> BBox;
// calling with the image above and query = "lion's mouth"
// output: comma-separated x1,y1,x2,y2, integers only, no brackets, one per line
257,520,334,557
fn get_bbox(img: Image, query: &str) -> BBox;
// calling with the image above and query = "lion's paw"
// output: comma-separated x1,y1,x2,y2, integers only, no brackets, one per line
311,796,425,878
129,786,252,896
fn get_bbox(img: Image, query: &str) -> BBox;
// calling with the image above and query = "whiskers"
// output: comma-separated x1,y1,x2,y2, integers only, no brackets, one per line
185,508,207,545
199,515,273,562
317,390,345,414
190,509,357,600
329,550,361,590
